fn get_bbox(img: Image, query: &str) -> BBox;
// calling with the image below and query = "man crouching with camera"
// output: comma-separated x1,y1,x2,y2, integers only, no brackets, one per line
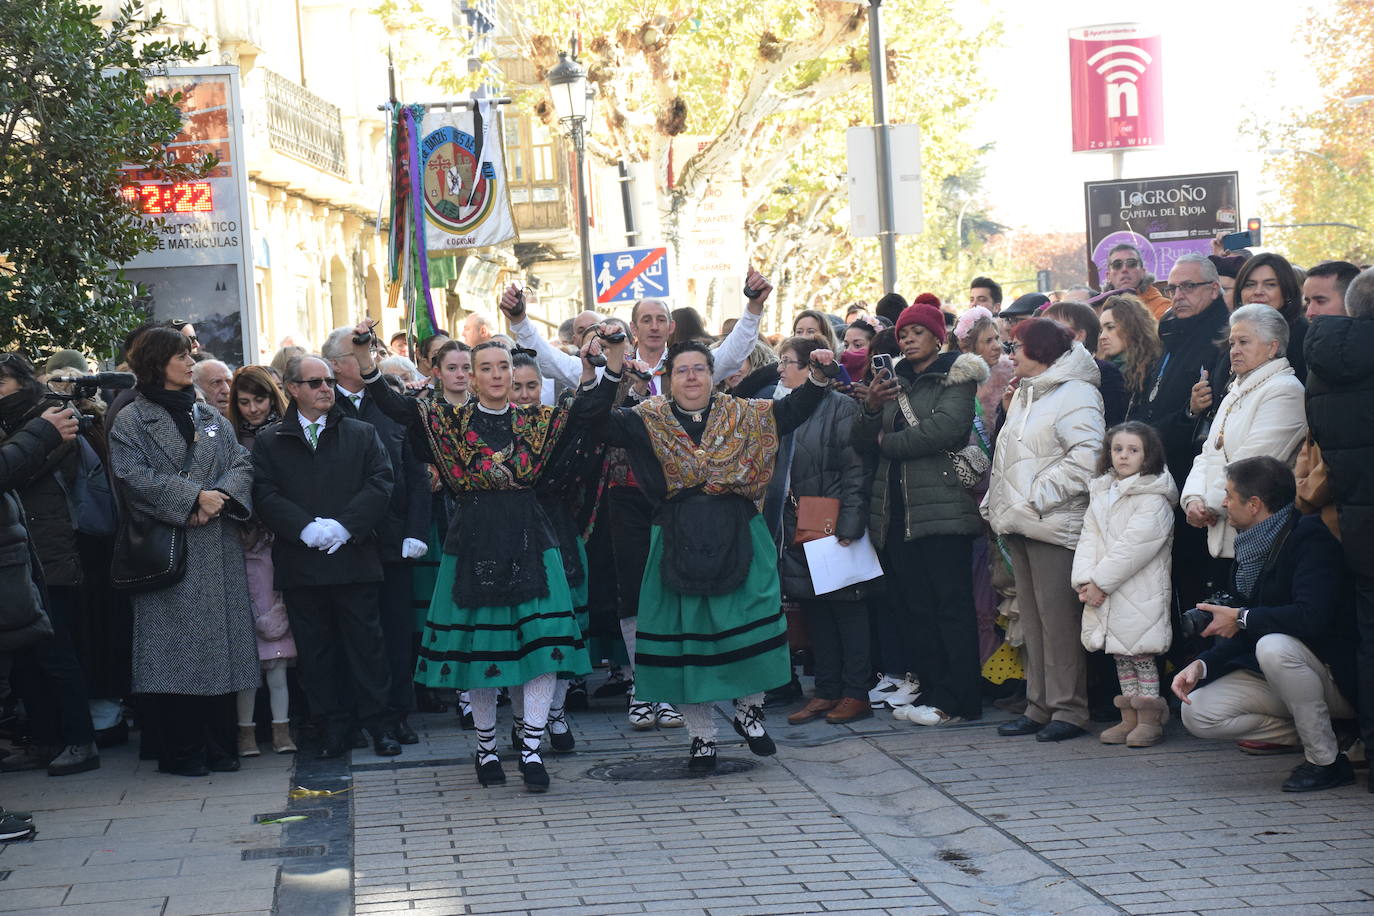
1172,456,1358,792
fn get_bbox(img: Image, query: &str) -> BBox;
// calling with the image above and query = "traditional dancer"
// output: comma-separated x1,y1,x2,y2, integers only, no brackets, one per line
354,326,600,792
576,285,836,772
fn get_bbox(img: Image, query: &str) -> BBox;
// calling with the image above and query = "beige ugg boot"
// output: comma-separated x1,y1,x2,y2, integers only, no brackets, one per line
238,725,261,757
1126,695,1170,747
272,721,297,754
1099,694,1137,745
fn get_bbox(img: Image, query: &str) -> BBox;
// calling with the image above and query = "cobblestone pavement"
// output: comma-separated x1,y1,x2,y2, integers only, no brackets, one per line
4,681,1374,915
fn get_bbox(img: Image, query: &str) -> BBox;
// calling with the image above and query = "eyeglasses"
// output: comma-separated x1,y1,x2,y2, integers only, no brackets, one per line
671,365,710,378
293,377,333,389
1109,259,1141,270
776,358,802,369
1162,280,1215,297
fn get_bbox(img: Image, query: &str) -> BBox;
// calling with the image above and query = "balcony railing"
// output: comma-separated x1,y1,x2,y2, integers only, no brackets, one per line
263,69,347,178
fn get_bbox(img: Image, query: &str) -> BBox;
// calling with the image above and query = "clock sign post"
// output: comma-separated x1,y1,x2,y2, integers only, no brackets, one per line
117,66,258,366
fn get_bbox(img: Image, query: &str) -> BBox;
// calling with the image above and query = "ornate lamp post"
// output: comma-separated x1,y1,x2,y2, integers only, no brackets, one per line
546,52,597,312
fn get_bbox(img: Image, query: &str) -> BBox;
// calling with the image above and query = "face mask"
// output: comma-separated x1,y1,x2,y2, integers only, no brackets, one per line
839,348,869,380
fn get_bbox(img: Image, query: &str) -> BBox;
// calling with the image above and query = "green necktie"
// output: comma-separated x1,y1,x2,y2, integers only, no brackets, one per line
348,394,362,410
306,422,320,450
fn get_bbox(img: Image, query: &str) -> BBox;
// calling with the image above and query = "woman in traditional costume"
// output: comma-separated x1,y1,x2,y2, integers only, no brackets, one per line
354,328,600,793
577,296,837,772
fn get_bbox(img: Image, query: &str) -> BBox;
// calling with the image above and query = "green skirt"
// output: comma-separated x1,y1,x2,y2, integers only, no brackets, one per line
569,536,589,609
633,514,791,705
415,548,591,690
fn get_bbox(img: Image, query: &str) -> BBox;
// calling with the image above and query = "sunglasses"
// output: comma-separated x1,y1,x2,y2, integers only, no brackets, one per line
1109,258,1141,270
293,377,333,389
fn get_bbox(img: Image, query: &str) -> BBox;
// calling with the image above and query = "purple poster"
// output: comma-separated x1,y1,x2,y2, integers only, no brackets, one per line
1084,171,1239,289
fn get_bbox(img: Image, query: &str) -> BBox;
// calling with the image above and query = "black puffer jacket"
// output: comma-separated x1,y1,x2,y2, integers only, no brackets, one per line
0,414,60,651
779,389,870,600
1304,315,1374,577
0,394,81,584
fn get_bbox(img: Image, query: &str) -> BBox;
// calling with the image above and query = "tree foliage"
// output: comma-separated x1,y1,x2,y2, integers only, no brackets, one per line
397,0,1003,324
0,1,209,358
1257,0,1374,267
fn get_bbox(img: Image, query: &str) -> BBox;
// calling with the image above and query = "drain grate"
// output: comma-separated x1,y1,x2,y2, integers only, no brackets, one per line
585,756,758,782
241,845,326,861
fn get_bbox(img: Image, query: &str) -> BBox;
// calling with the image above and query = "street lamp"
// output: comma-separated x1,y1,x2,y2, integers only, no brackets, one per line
546,51,597,313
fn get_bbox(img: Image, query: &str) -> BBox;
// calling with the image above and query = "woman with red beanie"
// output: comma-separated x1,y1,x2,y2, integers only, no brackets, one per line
852,302,990,726
981,318,1105,742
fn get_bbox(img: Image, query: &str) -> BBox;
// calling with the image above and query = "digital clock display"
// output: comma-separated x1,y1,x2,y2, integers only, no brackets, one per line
120,182,214,215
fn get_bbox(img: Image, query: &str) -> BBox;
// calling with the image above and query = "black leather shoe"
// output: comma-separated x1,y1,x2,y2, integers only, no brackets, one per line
475,753,505,787
519,758,550,793
370,730,402,757
1282,754,1354,792
996,715,1044,737
393,719,419,745
317,735,349,759
564,678,589,711
348,728,369,749
732,705,777,757
763,676,803,709
1035,721,1088,742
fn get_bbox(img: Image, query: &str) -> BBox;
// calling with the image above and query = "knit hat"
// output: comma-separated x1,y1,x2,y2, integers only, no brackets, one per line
44,349,89,375
894,303,947,344
913,292,942,310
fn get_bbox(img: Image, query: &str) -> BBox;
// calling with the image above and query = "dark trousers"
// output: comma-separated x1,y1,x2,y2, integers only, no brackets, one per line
379,562,416,718
868,594,904,678
883,532,982,720
15,585,95,747
583,487,620,640
1357,576,1374,746
283,583,392,735
145,692,236,768
608,486,653,620
801,599,871,701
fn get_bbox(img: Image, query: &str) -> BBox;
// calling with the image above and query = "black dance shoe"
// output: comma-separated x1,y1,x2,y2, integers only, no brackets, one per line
475,752,506,787
688,737,717,774
732,704,777,757
518,756,550,793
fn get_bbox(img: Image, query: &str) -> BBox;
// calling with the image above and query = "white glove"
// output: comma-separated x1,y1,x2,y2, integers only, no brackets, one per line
316,518,351,555
401,537,428,560
300,520,329,549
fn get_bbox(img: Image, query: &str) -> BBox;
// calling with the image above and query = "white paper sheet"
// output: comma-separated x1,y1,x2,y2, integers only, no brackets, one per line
802,533,884,596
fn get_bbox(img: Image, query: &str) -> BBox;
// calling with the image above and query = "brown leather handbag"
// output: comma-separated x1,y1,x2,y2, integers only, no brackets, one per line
793,495,841,545
1294,433,1341,540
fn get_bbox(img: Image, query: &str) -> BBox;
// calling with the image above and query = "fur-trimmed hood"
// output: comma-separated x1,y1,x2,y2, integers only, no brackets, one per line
896,351,991,389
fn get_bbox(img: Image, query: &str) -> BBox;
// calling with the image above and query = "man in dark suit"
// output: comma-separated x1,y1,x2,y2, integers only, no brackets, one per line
1173,457,1357,793
251,355,402,758
322,328,431,744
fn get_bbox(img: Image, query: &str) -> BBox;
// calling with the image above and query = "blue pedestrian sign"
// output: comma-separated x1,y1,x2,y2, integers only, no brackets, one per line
592,246,671,304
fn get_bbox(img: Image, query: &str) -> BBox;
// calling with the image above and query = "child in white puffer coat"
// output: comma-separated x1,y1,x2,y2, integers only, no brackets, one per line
1072,422,1178,747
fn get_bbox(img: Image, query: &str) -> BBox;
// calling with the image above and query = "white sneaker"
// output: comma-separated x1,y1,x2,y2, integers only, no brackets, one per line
868,673,900,708
906,705,961,727
880,673,922,710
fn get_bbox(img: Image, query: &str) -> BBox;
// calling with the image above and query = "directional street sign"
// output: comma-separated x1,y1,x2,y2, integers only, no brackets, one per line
592,246,671,304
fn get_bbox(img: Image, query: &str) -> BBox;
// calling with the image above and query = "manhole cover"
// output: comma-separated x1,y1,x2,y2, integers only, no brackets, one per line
585,757,758,781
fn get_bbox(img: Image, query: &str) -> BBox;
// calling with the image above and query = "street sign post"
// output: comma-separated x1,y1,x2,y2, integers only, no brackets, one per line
592,246,671,305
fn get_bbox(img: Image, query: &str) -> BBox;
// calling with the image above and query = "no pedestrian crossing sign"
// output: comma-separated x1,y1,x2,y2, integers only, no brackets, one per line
592,246,671,304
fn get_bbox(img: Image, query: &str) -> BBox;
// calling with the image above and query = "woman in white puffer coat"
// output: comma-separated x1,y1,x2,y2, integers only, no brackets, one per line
981,320,1104,743
1072,422,1177,748
1181,304,1306,560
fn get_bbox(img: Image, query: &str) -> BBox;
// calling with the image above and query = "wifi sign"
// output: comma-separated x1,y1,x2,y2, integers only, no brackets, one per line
1068,24,1164,153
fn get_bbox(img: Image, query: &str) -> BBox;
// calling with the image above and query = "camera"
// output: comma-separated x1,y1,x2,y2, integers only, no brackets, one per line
46,372,135,436
1179,590,1238,640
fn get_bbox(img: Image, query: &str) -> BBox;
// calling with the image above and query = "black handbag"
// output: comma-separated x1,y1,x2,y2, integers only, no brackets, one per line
110,414,198,593
656,489,755,596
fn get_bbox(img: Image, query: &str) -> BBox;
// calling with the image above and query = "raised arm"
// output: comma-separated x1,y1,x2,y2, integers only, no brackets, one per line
771,349,837,436
710,267,770,383
498,284,584,390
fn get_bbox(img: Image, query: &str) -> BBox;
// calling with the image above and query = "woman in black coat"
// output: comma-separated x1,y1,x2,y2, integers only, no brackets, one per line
774,337,874,726
0,354,98,775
